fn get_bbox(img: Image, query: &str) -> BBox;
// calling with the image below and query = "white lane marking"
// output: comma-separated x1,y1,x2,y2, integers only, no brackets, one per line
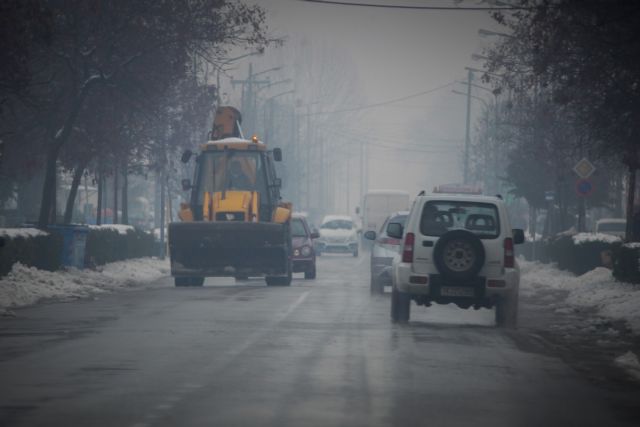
130,289,311,427
282,290,310,318
232,290,311,357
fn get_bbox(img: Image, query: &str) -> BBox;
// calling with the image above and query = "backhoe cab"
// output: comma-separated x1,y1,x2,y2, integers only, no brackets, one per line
168,106,293,287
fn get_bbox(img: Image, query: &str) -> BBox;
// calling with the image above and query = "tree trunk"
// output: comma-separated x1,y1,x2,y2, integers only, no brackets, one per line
48,165,57,225
626,165,637,241
63,160,88,224
37,144,61,227
96,167,103,226
113,163,119,224
36,80,99,228
121,158,129,225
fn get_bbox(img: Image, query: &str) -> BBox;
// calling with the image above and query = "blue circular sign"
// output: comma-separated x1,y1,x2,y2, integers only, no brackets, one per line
576,179,593,197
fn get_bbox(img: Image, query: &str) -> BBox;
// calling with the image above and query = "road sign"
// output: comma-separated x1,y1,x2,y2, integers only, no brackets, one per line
544,190,555,202
573,158,596,179
576,179,594,197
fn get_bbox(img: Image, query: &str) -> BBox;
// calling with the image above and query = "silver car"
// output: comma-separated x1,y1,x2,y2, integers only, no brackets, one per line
364,211,409,294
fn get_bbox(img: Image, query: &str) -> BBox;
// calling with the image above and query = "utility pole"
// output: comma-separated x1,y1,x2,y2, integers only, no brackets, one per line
231,63,270,135
306,104,312,211
464,69,473,184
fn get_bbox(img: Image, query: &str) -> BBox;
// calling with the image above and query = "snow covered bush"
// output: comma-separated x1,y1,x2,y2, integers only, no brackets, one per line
546,233,618,275
613,244,640,284
85,226,155,266
0,228,62,277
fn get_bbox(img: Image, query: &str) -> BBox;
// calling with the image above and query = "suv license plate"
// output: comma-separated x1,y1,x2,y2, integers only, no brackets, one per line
440,286,475,298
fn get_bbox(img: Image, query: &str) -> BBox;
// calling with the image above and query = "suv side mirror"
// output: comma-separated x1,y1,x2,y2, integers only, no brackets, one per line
387,222,403,239
512,228,525,244
273,148,282,162
181,178,192,191
364,230,376,241
310,231,320,239
181,149,193,163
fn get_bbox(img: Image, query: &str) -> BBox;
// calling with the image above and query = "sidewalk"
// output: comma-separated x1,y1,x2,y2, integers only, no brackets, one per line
518,259,640,384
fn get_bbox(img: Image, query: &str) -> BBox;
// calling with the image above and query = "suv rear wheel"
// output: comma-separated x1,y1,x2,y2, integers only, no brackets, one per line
495,295,518,328
370,276,383,295
390,285,410,323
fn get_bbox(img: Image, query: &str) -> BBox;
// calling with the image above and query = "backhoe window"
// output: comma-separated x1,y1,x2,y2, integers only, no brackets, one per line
195,151,267,206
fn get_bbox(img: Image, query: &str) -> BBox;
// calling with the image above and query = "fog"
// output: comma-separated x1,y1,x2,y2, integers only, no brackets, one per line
222,0,501,216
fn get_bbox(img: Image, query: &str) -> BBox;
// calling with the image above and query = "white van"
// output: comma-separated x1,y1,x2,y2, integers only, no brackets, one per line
360,190,410,237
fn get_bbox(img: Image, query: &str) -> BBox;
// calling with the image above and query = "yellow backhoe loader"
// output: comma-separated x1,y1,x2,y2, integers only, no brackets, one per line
168,107,293,286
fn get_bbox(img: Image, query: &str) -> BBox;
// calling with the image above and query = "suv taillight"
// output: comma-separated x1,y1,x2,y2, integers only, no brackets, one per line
380,237,401,246
504,237,514,268
402,232,415,263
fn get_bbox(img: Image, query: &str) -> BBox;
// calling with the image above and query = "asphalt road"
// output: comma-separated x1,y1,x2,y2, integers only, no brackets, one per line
0,253,638,426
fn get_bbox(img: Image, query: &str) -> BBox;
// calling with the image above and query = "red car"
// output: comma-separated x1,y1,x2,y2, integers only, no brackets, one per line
291,213,319,279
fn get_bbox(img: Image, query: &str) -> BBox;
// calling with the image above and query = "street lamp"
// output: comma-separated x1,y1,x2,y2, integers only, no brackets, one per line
252,66,282,78
452,89,488,108
478,28,515,39
215,51,262,106
263,89,295,144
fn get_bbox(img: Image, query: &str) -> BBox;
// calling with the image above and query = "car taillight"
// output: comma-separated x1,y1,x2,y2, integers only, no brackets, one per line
402,232,415,263
504,237,514,268
380,237,401,246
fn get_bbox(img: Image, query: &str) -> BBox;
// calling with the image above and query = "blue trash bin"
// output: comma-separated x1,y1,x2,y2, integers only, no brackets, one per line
48,225,90,269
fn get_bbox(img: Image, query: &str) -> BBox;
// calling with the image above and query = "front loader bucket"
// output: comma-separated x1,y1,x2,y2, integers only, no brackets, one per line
168,222,289,278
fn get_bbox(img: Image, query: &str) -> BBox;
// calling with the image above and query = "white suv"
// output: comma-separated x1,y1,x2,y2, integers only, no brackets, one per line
389,193,525,327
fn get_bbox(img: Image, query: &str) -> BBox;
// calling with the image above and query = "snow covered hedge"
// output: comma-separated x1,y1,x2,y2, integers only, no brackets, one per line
85,226,156,266
0,229,63,277
545,233,618,276
613,244,640,284
0,226,156,277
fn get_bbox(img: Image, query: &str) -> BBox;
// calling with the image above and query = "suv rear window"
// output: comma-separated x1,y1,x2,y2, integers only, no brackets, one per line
419,200,500,239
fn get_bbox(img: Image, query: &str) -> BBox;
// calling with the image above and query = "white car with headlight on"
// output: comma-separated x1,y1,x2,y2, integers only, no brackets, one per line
315,215,359,257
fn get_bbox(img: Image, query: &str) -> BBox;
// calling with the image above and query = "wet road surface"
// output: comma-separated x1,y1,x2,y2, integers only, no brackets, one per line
0,254,638,426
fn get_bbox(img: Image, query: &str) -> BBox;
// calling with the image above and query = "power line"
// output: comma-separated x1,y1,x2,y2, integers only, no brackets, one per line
299,0,530,11
300,81,456,116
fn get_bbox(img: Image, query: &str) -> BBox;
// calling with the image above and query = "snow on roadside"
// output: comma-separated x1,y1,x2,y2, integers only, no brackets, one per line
614,352,640,381
572,232,621,245
0,228,48,239
88,224,135,235
0,257,169,316
520,259,640,333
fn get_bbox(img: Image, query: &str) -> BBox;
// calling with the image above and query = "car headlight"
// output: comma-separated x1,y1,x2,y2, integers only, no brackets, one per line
301,245,312,256
294,249,300,256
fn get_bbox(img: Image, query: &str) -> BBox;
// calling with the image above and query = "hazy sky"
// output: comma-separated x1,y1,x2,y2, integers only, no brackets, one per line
224,0,505,211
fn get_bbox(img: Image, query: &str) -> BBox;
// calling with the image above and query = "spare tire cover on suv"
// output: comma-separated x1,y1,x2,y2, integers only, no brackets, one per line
433,229,485,282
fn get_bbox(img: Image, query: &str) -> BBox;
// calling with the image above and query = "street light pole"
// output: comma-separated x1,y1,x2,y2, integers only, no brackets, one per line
215,51,262,107
464,68,473,184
